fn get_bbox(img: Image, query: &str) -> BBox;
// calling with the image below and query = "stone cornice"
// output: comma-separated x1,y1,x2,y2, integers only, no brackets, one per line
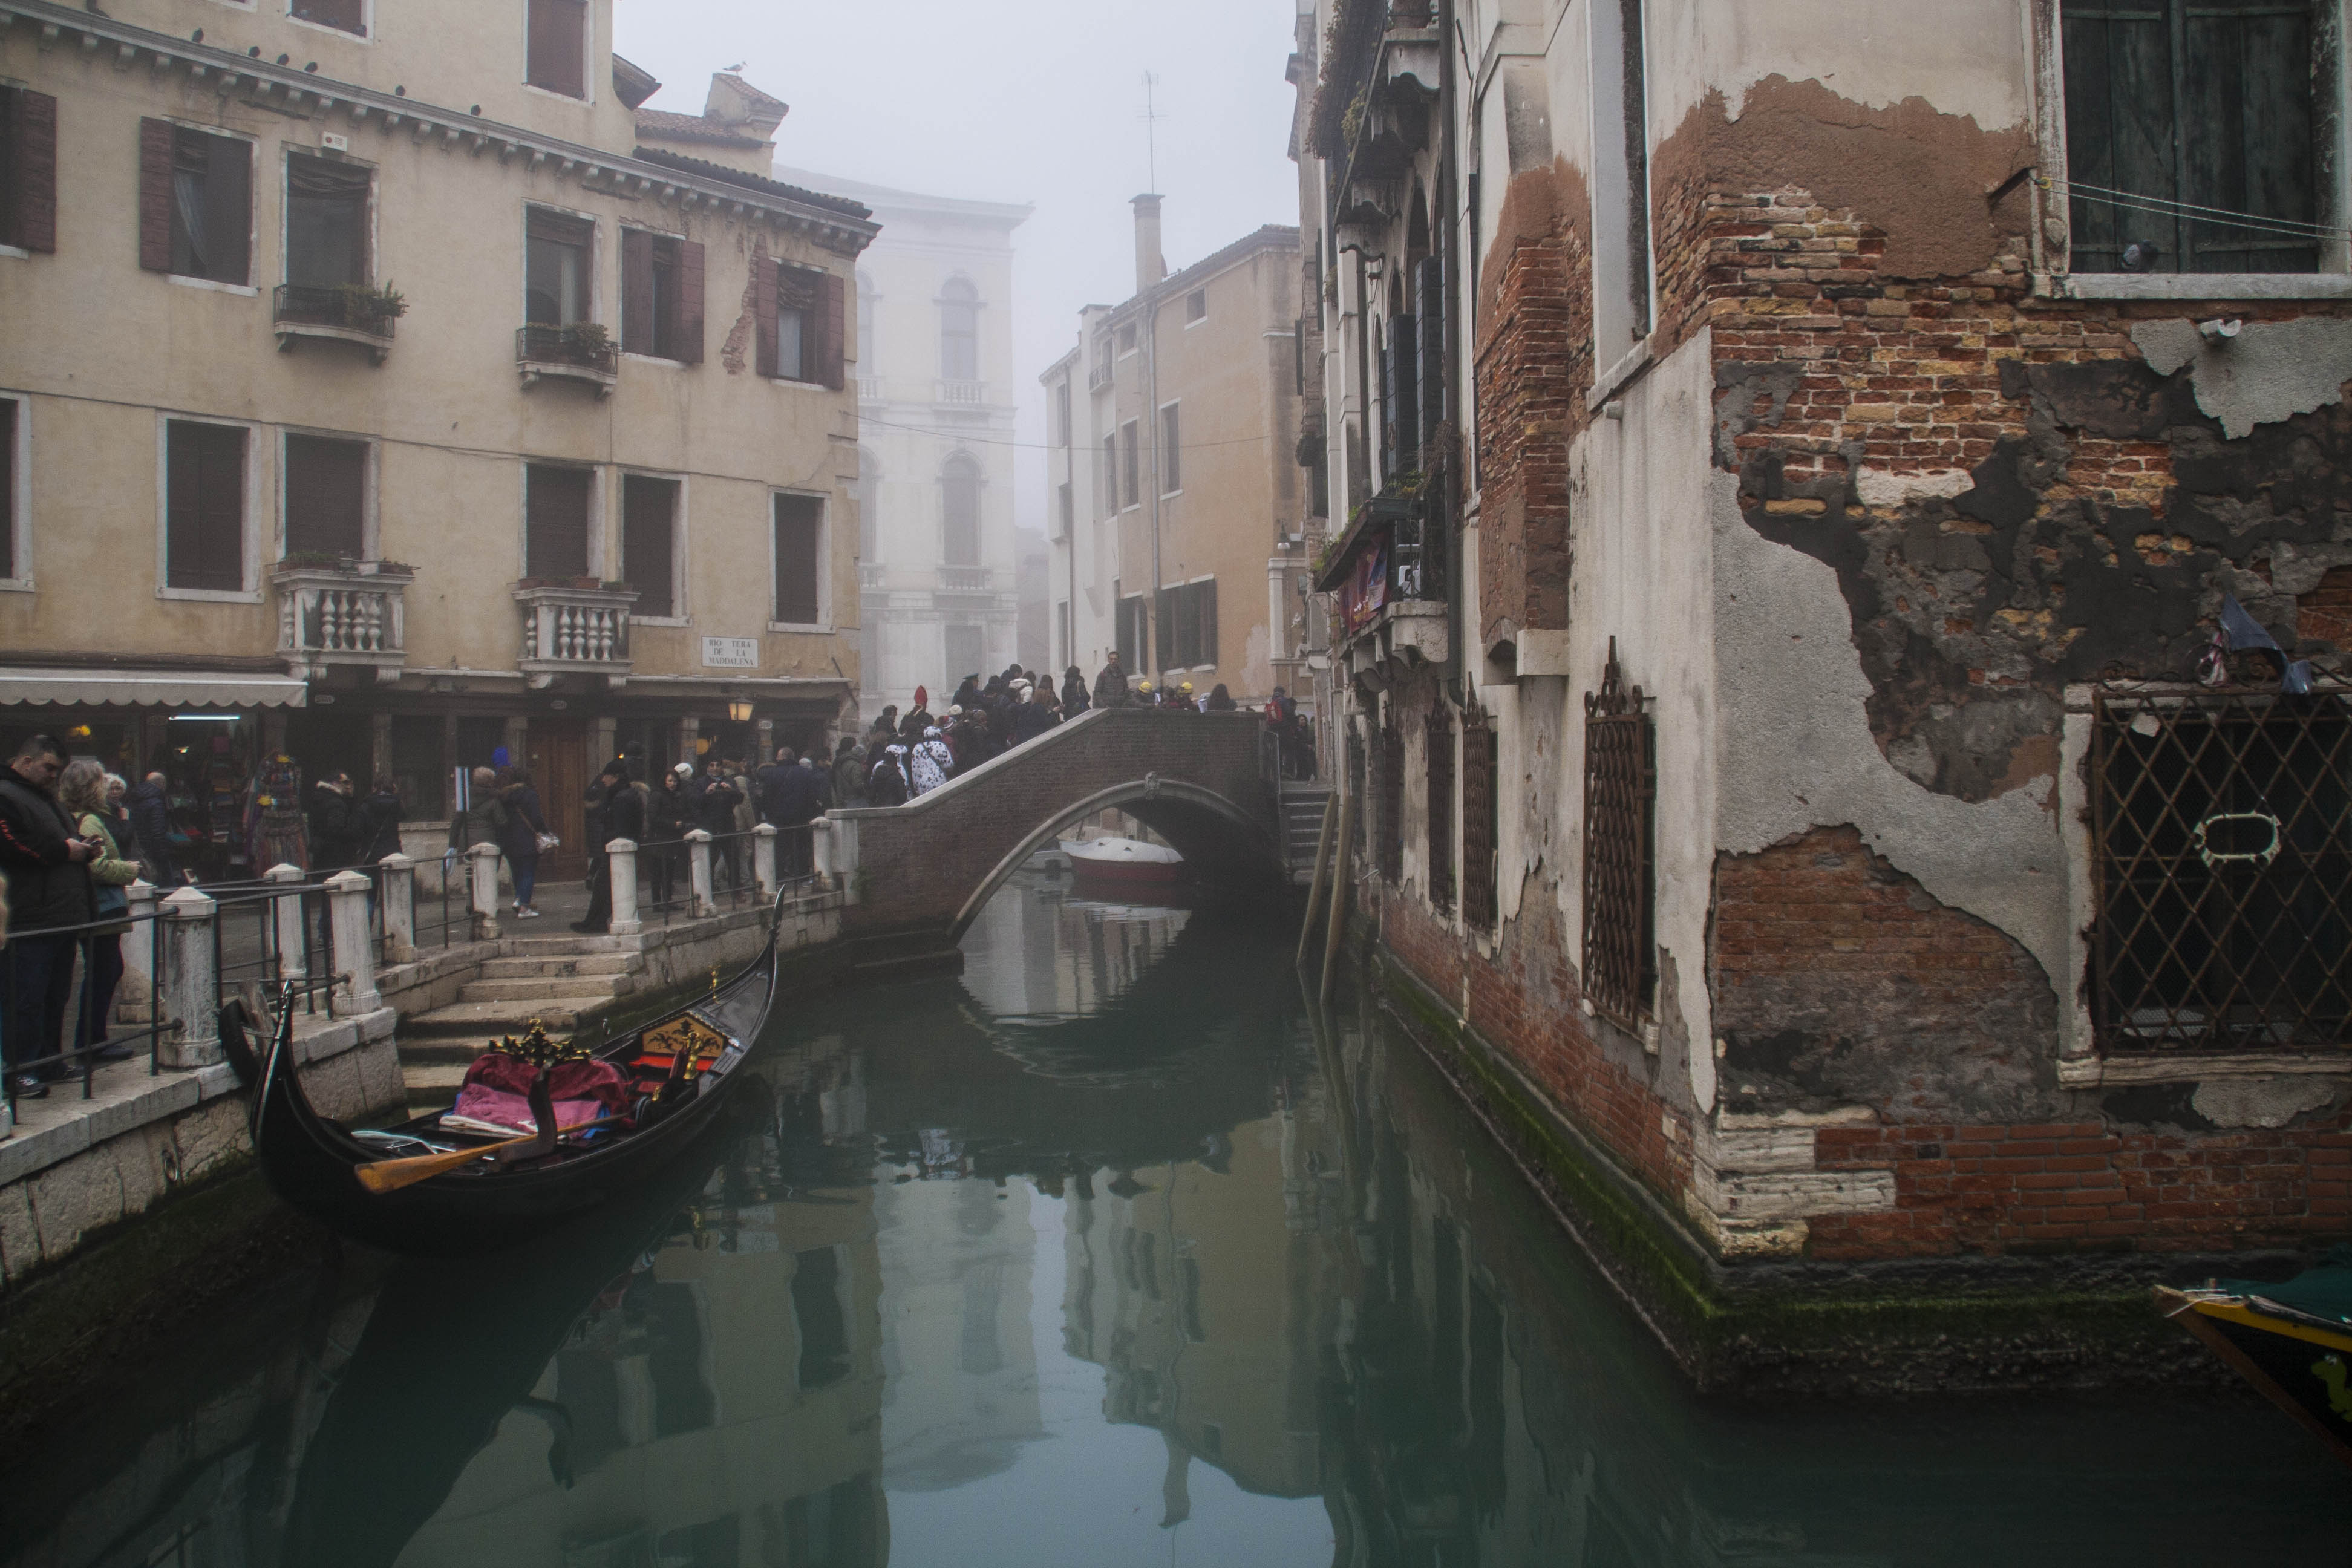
0,0,880,256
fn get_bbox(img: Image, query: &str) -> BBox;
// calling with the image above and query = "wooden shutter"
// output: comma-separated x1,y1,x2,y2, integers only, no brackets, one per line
139,118,174,272
166,422,246,592
621,475,677,616
292,0,367,34
0,400,15,580
772,493,820,624
621,228,655,356
527,0,588,98
677,240,705,365
1426,708,1454,912
818,272,846,390
8,90,55,255
1385,315,1419,469
1462,714,1497,931
283,434,367,558
1198,580,1217,669
525,464,592,580
1417,255,1445,448
754,256,780,378
204,132,251,284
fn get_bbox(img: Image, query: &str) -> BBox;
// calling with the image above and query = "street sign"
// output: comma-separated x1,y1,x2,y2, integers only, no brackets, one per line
701,637,759,669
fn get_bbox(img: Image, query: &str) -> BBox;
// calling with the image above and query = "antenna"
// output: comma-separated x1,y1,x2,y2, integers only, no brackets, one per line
1140,71,1167,192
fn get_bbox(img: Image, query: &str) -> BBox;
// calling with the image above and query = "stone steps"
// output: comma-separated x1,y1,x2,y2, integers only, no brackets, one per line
400,995,618,1042
457,975,636,1004
475,953,639,979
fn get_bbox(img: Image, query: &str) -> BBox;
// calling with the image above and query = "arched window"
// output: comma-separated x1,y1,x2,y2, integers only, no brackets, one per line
941,452,981,566
854,269,876,375
939,276,979,382
858,446,880,558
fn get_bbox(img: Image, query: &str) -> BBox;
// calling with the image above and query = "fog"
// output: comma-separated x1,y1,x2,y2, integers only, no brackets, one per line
613,0,1305,524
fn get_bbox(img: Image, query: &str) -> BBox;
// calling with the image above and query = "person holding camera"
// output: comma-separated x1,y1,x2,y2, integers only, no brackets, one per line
0,736,97,1099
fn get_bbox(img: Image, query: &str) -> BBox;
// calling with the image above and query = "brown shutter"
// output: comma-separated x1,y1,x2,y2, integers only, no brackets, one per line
292,0,367,34
620,228,655,356
818,272,846,390
139,118,174,272
525,464,592,580
283,434,367,559
772,494,820,624
621,475,677,617
0,400,15,581
753,255,779,379
525,206,594,247
527,0,588,98
676,240,705,365
168,422,246,592
11,91,56,255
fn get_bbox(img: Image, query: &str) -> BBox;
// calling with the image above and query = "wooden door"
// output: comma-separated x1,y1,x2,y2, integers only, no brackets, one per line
531,718,589,878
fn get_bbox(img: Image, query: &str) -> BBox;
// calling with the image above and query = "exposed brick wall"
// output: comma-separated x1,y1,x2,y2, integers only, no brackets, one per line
1711,826,2058,1123
1811,1118,2352,1260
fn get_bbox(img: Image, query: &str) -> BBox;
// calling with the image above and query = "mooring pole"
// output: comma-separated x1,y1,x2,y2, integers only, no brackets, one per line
1296,793,1338,967
1319,791,1353,1003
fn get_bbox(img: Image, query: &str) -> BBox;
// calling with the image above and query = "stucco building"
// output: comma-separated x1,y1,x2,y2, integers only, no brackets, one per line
1297,0,2352,1339
0,0,872,877
769,168,1027,724
1040,204,1312,703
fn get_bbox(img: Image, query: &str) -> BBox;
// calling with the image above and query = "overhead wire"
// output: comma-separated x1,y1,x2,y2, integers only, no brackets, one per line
2040,176,2352,243
857,411,1274,452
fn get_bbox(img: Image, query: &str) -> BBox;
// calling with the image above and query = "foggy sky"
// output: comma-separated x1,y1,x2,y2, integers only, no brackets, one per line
613,0,1305,530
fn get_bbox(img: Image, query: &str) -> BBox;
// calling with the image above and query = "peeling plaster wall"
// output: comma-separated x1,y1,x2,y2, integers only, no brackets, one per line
1713,467,2069,989
2132,319,2352,440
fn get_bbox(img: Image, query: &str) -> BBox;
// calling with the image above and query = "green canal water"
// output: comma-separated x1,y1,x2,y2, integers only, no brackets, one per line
5,874,2350,1566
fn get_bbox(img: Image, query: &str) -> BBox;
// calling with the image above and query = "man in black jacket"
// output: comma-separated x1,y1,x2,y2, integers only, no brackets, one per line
0,736,97,1098
574,759,642,934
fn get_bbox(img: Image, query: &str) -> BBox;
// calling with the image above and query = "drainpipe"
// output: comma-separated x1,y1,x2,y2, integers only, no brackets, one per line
1439,0,1465,702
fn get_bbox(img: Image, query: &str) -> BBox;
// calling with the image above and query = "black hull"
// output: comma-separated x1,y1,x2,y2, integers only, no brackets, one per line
242,913,781,1256
2162,1287,2352,1470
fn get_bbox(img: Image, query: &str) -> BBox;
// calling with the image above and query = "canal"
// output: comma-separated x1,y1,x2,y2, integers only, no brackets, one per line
4,873,2350,1566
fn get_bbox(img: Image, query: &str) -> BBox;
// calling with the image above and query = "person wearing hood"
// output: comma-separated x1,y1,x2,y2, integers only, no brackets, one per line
574,758,641,933
832,736,868,809
910,725,954,796
494,765,552,919
869,723,915,806
952,675,982,713
1061,665,1091,719
907,687,933,731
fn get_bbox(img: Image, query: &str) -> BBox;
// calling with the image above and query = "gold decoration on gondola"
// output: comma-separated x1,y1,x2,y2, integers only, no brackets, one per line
478,1017,592,1068
641,1014,728,1068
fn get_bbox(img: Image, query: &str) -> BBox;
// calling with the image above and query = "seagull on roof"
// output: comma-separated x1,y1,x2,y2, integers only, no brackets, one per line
723,62,746,73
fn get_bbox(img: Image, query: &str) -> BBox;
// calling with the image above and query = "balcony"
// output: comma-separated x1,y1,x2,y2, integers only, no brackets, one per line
515,324,618,395
514,578,637,689
273,559,409,682
936,378,987,407
936,565,993,594
273,284,400,364
857,374,887,404
1313,491,1449,682
858,561,887,591
1088,361,1115,392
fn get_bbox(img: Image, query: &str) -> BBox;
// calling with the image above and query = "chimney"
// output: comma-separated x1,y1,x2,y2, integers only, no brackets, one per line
1132,194,1166,294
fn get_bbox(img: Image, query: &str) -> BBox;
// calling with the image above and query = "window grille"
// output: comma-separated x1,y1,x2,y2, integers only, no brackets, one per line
1426,708,1454,912
1582,639,1655,1027
2091,687,2352,1053
1379,719,1405,884
1463,708,1498,931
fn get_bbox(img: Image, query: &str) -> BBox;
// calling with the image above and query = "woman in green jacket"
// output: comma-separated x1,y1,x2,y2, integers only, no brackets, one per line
60,760,141,1065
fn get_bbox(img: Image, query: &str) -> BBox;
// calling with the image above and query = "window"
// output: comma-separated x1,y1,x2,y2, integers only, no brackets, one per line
524,463,592,580
941,454,981,566
285,152,370,289
282,433,366,558
2091,688,2352,1050
0,397,19,581
1120,421,1140,509
1056,481,1073,542
1160,403,1181,494
524,207,592,325
526,0,587,97
1185,287,1207,324
140,122,250,285
772,492,823,625
1054,379,1072,447
945,621,984,681
1154,578,1217,670
622,229,704,362
939,276,979,381
1056,601,1070,670
1587,0,1653,363
622,474,680,617
857,447,880,558
854,269,875,372
1582,640,1656,1027
291,0,365,36
1117,323,1138,356
1463,711,1498,932
792,1247,851,1390
760,263,844,387
2061,0,2327,273
1379,719,1405,883
1383,313,1419,479
1101,434,1118,518
1116,593,1147,672
1426,708,1455,913
0,88,57,255
165,420,247,592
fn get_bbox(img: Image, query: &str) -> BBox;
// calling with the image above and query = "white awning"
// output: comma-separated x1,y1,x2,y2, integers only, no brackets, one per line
0,668,309,709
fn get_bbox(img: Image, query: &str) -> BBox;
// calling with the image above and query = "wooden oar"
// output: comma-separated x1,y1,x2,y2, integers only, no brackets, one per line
353,1117,623,1195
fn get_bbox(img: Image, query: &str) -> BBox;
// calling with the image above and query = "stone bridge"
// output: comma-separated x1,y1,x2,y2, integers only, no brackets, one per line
825,707,1290,949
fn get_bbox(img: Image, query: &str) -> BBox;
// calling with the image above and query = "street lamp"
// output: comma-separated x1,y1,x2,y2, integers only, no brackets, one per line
727,698,754,724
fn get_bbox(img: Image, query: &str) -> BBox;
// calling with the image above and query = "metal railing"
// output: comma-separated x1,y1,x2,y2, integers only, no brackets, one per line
514,323,618,377
272,283,399,341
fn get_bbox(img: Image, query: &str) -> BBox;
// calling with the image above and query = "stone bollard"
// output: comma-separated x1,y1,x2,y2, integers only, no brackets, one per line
607,838,642,937
378,852,417,964
118,880,158,1025
326,870,381,1016
754,823,779,901
264,862,309,991
160,885,221,1068
809,818,835,889
685,829,717,917
466,841,502,942
827,814,861,903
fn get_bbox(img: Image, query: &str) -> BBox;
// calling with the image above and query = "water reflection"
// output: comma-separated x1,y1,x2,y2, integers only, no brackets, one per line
6,871,2351,1567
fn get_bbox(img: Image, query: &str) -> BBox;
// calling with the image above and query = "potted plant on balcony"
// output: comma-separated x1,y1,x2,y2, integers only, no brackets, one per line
560,321,613,365
273,550,355,575
362,560,417,579
333,281,408,333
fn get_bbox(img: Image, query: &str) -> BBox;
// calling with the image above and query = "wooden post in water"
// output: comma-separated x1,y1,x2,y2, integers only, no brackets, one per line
1319,792,1353,1004
1295,794,1338,967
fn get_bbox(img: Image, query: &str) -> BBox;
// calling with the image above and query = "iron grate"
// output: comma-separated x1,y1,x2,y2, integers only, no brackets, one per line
1583,639,1655,1029
2091,687,2352,1054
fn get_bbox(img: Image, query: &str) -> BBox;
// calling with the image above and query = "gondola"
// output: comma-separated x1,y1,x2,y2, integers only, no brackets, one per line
228,900,783,1256
2157,1249,2352,1471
